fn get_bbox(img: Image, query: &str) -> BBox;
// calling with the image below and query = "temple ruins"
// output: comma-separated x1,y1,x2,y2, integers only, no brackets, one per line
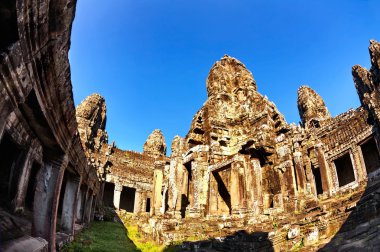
1,0,380,251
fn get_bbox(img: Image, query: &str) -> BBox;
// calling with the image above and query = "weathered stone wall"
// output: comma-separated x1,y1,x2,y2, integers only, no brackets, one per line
0,1,101,251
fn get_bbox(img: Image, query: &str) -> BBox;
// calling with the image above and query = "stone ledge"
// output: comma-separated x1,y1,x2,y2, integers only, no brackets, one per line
3,235,48,252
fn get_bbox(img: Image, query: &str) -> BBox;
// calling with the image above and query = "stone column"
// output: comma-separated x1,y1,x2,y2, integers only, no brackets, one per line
178,165,189,217
303,156,317,196
76,187,85,223
188,151,209,218
294,151,306,194
134,190,143,214
245,157,255,215
230,160,243,216
61,176,80,234
84,192,94,224
251,158,263,214
13,145,35,211
151,160,164,216
208,172,218,216
315,143,333,196
113,183,122,210
32,153,67,252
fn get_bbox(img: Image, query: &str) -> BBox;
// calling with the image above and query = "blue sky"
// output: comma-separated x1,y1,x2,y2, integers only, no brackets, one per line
69,0,380,153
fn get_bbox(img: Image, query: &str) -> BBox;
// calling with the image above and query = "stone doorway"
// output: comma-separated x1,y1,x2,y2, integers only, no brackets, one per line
312,166,323,195
120,186,136,212
209,164,232,216
103,182,115,207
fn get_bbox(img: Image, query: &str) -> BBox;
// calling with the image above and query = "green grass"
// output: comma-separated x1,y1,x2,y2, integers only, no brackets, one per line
123,223,167,252
63,221,138,252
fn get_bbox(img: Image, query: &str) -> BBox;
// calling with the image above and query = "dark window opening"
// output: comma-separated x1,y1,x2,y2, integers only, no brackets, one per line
361,138,380,174
194,128,204,134
145,198,150,212
334,153,355,187
311,119,320,128
164,190,169,212
312,166,323,195
103,182,115,207
219,140,227,147
25,162,40,211
269,198,274,208
0,133,25,210
120,186,136,212
0,0,19,55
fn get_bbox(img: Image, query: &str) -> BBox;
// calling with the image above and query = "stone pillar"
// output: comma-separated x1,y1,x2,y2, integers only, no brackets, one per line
32,153,67,252
76,187,85,223
151,160,164,216
84,192,94,224
294,151,306,194
315,144,333,196
61,176,80,234
245,158,255,215
113,184,122,210
178,165,189,217
303,156,317,196
251,158,263,214
13,145,35,211
230,160,243,216
168,158,183,216
134,190,143,213
188,151,209,218
352,145,366,182
208,172,218,216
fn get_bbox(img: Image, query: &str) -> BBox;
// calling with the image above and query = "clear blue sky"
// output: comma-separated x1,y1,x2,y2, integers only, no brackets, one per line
69,0,380,153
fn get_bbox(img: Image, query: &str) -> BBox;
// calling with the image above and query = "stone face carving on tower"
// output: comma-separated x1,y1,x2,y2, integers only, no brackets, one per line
297,85,331,129
186,55,286,160
143,129,167,157
76,93,108,152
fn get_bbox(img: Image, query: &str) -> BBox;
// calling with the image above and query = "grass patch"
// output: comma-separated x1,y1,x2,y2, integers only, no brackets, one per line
123,223,167,252
63,221,138,252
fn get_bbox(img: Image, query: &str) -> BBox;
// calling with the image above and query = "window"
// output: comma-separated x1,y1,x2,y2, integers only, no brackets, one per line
334,153,355,187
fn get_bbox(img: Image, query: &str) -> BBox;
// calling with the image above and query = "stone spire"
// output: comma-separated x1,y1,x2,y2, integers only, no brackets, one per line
76,93,108,151
297,86,331,129
143,129,167,157
352,40,380,124
206,55,257,97
170,135,184,158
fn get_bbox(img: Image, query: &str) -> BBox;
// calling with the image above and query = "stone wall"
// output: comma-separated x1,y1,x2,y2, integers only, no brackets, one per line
0,1,101,251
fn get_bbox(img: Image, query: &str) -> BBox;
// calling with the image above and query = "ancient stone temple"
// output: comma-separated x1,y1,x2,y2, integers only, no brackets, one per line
83,41,380,250
0,1,101,251
2,0,380,251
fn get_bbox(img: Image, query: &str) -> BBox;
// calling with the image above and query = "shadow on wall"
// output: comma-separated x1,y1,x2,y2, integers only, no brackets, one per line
164,231,274,252
319,179,380,251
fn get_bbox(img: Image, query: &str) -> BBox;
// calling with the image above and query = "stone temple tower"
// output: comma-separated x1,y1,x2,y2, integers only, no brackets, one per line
297,85,331,129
